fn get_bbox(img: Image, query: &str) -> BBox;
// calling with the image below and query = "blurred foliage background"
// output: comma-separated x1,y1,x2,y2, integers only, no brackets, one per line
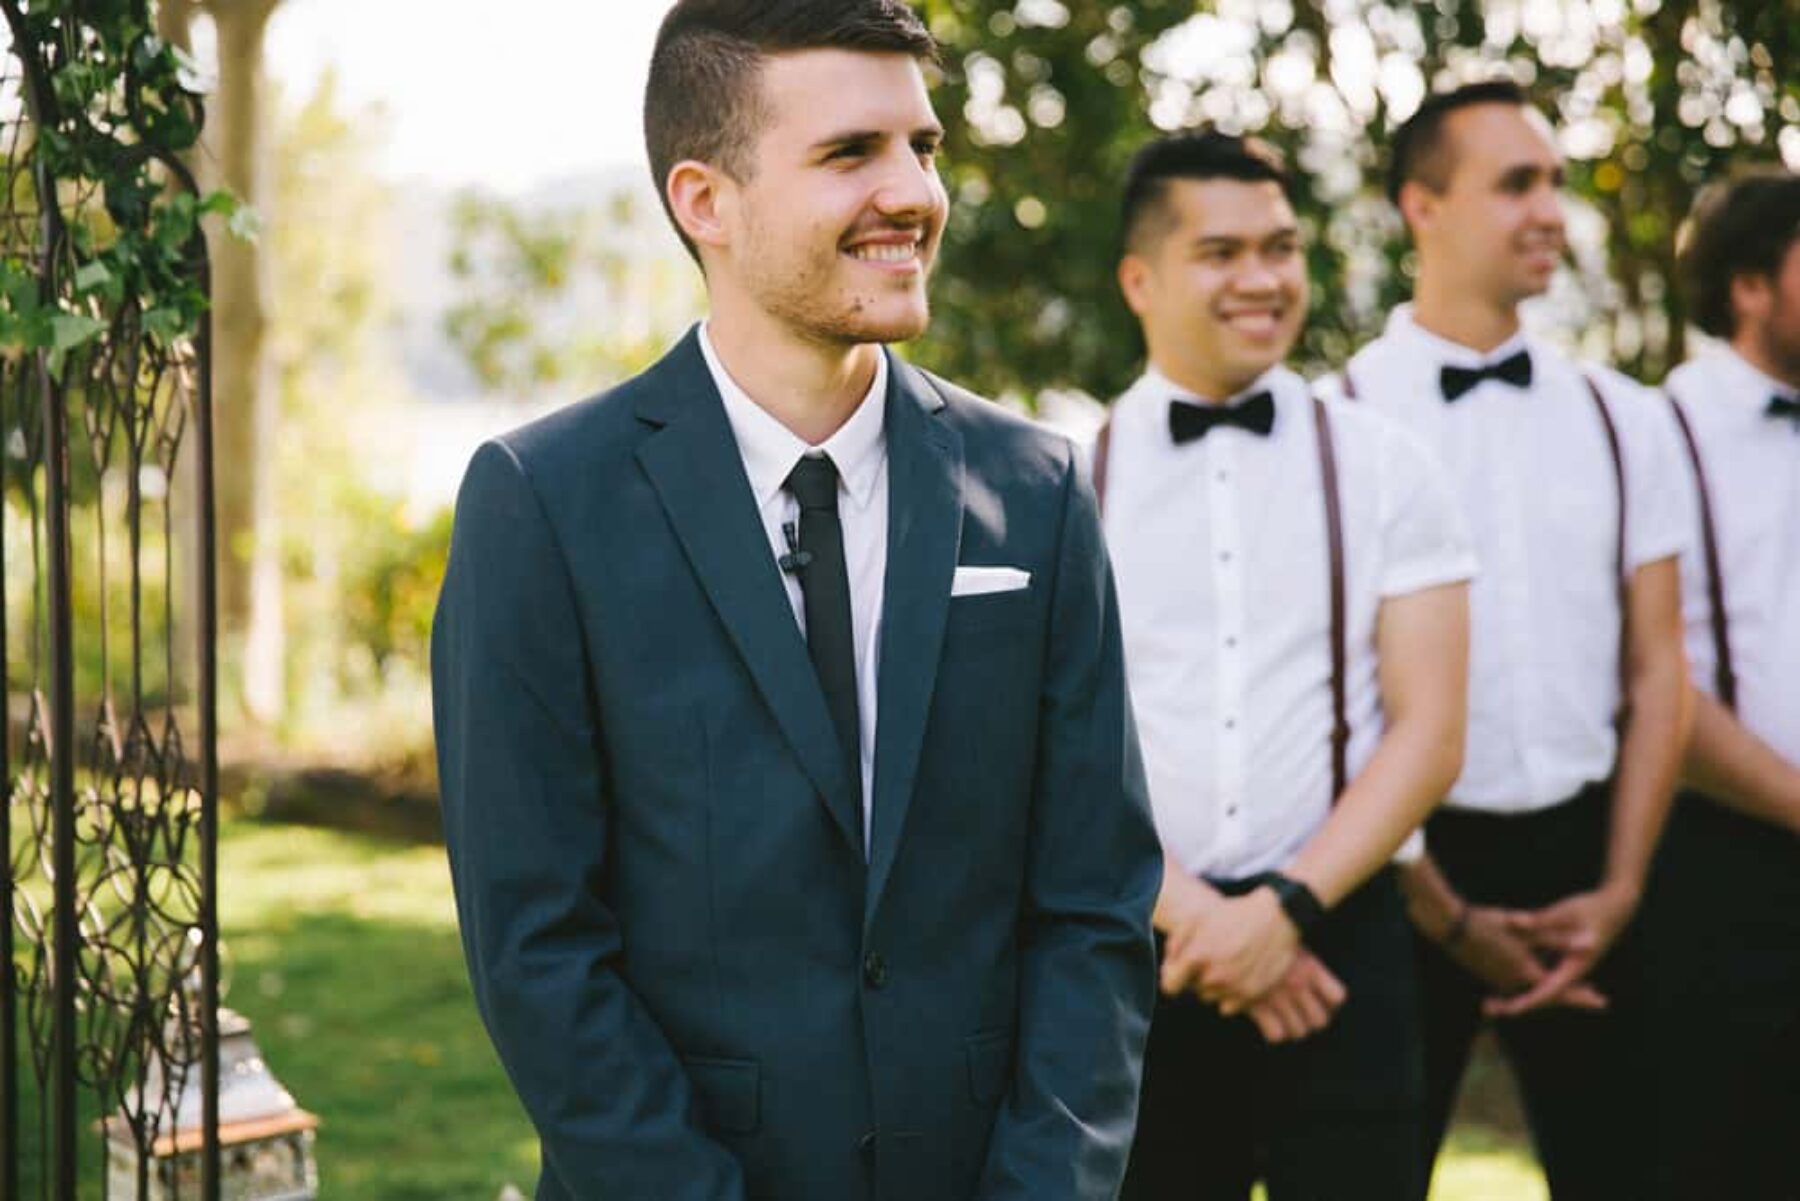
913,0,1800,398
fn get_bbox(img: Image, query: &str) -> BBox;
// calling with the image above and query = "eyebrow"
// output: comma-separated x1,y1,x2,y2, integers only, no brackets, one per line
1191,226,1300,249
811,124,945,153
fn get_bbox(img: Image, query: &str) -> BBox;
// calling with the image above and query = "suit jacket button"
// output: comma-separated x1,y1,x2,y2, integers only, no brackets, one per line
857,1130,877,1161
862,951,889,989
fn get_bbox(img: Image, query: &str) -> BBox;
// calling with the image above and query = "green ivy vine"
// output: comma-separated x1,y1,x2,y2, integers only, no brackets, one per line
0,0,245,377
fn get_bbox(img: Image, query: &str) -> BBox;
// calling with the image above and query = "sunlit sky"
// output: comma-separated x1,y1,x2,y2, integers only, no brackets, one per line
263,0,670,191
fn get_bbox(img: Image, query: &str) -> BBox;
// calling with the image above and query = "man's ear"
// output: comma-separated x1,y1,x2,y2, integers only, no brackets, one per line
1397,179,1437,241
1729,270,1772,332
1118,253,1153,318
666,159,733,255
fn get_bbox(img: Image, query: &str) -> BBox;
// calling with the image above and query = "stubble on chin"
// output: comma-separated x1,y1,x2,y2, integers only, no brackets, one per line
781,275,934,347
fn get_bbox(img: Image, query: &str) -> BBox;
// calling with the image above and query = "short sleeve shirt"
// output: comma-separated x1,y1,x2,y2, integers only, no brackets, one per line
1101,364,1477,877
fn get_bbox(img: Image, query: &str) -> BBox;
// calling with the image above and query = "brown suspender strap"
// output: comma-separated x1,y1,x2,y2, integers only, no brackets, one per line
1096,395,1351,804
1581,375,1631,730
1339,369,1360,402
1093,417,1113,515
1665,393,1737,711
1313,396,1350,803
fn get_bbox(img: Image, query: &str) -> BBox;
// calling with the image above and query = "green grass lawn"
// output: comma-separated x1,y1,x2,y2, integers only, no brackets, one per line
16,816,1550,1198
220,821,540,1199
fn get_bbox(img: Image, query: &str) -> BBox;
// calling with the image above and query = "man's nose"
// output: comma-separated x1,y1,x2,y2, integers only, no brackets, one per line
1528,182,1566,229
874,149,945,221
1233,256,1283,296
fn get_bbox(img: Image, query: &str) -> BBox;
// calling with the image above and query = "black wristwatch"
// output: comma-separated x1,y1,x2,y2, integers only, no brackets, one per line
1260,871,1327,940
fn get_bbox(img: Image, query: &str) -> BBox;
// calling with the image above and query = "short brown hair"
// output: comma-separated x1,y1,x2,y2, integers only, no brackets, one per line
1679,169,1800,339
643,0,938,259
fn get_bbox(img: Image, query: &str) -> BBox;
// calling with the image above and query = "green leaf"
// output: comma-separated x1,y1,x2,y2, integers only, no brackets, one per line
200,190,243,219
153,191,198,248
73,261,112,293
51,312,106,354
141,306,187,346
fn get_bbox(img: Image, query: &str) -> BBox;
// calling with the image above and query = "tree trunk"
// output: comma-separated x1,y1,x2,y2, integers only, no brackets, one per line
202,0,283,723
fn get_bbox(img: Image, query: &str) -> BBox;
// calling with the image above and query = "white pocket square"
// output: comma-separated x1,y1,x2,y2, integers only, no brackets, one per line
951,565,1031,597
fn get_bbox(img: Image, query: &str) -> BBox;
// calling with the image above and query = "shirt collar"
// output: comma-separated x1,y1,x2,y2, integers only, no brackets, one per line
1126,362,1300,434
1703,341,1800,412
698,321,888,512
1141,361,1286,407
1384,302,1532,369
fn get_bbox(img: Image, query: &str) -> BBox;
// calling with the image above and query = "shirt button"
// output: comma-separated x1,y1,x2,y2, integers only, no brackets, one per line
1227,805,1239,817
1219,551,1234,563
1225,718,1237,730
1225,636,1238,649
1216,470,1229,482
862,951,889,989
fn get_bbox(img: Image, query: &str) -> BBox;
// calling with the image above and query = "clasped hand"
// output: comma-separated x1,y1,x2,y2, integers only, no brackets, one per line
1160,884,1346,1043
1447,884,1637,1017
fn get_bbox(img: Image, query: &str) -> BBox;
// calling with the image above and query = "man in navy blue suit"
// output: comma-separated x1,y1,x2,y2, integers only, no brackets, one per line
430,3,1162,1198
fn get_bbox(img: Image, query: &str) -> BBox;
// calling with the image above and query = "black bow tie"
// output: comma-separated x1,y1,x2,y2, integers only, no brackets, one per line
1169,391,1276,444
1769,394,1800,425
1440,349,1533,401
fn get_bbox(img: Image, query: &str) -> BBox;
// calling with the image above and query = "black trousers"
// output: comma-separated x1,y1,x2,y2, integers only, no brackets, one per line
1122,868,1424,1201
1415,782,1650,1200
1638,791,1800,1201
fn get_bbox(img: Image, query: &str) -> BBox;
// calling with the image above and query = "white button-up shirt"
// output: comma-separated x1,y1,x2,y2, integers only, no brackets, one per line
1101,365,1477,878
1333,306,1688,814
1664,344,1800,768
700,323,888,846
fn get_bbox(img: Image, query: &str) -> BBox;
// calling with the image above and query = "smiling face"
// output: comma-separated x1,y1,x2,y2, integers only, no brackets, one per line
1118,177,1307,399
696,48,948,348
1405,102,1568,310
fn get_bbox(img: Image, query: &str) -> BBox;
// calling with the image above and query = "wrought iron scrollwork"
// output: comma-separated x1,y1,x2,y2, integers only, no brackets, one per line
2,3,220,1198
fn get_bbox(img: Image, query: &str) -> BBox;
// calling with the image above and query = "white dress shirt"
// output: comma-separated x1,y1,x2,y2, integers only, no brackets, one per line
1664,344,1800,768
1333,306,1688,814
699,323,887,848
1102,365,1477,879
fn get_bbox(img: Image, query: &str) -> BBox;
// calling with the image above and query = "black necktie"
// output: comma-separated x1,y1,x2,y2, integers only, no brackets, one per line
1440,349,1533,401
1168,391,1276,444
1768,394,1800,426
783,454,862,824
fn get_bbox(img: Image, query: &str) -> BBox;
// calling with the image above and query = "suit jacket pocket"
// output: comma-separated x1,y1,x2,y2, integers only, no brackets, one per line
964,1031,1013,1106
945,588,1033,638
682,1055,760,1134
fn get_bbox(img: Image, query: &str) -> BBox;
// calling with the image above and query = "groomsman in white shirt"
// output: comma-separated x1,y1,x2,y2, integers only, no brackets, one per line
1642,169,1800,1200
1328,81,1692,1196
1102,130,1475,1201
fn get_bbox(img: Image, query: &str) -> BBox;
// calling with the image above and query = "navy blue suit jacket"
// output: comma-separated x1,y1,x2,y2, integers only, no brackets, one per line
431,332,1160,1200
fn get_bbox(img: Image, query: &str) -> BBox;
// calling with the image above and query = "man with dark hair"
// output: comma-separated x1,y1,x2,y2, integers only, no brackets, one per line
431,3,1162,1199
1383,80,1530,206
1325,81,1692,1196
1641,168,1800,1199
1099,130,1475,1200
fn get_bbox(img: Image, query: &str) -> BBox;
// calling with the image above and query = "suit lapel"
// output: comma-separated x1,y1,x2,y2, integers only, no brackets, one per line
866,354,963,921
633,332,862,854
